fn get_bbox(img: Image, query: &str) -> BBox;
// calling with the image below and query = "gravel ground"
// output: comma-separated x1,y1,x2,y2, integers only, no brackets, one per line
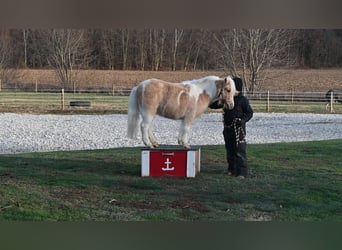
0,112,341,154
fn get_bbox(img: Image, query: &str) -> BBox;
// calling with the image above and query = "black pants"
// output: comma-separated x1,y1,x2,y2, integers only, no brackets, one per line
223,128,249,177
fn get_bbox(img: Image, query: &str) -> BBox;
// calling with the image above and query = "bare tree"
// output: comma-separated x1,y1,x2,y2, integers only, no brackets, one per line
182,30,196,70
0,31,12,72
25,30,46,68
22,29,29,67
135,30,148,70
101,29,118,70
40,29,89,91
119,29,130,70
148,29,166,71
0,31,18,87
182,29,209,71
170,28,184,71
214,29,296,92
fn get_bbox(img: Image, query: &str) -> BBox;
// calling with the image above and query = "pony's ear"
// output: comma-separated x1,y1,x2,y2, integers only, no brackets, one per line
215,79,223,89
224,77,227,83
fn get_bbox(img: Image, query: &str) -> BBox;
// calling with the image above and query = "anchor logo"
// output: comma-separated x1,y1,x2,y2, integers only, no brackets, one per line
162,158,175,171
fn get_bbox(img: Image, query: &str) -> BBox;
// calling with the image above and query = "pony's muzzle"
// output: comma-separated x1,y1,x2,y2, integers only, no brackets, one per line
219,98,234,110
224,100,234,110
226,101,234,110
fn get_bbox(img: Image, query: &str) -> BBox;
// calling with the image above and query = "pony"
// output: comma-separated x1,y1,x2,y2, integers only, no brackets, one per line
325,89,342,112
127,76,236,148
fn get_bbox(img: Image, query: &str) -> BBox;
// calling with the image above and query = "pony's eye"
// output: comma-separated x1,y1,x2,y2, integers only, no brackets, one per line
225,89,231,93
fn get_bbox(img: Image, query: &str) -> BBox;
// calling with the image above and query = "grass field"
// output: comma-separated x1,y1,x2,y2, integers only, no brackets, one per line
10,68,342,92
0,92,128,114
0,139,341,221
250,100,342,113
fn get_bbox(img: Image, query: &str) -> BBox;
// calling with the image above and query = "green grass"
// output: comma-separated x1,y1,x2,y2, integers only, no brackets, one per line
250,100,342,113
0,92,128,114
0,140,341,221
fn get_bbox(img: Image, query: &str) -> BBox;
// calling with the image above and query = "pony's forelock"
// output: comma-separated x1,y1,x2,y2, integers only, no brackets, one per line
228,76,236,92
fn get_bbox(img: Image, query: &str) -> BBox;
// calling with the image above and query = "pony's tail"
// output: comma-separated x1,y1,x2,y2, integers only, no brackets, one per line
127,86,140,139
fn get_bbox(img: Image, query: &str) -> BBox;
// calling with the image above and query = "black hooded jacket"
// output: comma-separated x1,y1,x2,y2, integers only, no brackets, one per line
209,92,253,130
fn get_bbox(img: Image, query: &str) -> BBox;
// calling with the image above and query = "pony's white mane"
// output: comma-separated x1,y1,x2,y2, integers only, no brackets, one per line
181,76,221,100
181,75,220,85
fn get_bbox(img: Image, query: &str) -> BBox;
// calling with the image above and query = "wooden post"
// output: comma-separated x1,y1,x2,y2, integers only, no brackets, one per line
266,90,270,112
0,79,1,92
35,80,38,93
61,89,65,110
112,83,115,96
291,88,294,104
330,91,334,113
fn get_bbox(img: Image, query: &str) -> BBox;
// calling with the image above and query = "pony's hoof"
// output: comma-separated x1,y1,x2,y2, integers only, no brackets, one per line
184,144,191,149
152,143,159,148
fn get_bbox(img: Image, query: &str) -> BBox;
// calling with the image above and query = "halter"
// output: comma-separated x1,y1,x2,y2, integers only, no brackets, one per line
217,87,223,100
216,86,227,105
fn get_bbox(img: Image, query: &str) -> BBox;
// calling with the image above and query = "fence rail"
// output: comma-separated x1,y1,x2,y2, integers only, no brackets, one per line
0,87,132,96
0,88,335,99
0,89,340,114
246,91,332,102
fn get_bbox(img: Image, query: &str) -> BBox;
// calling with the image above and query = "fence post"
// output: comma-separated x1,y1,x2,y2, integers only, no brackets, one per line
0,79,1,92
112,83,115,96
291,88,294,104
266,90,270,112
330,91,334,113
61,89,65,110
35,80,38,93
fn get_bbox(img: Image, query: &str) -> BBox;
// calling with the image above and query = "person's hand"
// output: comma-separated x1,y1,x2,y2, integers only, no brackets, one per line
235,118,244,126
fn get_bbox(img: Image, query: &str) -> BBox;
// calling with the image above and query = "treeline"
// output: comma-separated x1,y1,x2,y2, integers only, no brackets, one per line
2,29,342,71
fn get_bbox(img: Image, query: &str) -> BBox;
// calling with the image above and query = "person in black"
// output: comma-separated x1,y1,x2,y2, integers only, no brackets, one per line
209,77,253,178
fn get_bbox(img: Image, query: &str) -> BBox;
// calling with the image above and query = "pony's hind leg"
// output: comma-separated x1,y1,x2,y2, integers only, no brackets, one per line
178,119,191,149
141,114,156,148
148,126,159,148
178,120,187,146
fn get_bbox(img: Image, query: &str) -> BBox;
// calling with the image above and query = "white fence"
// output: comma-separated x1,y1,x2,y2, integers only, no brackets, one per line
0,88,340,113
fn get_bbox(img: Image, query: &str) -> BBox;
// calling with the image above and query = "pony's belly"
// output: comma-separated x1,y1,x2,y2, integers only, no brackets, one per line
156,108,185,120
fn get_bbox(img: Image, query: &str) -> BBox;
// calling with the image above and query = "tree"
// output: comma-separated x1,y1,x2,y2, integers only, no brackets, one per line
170,28,184,71
0,30,17,87
214,29,296,92
101,29,118,70
22,29,29,67
119,29,130,70
135,30,147,70
40,29,90,91
24,29,47,68
3,29,342,74
148,29,166,71
295,29,342,68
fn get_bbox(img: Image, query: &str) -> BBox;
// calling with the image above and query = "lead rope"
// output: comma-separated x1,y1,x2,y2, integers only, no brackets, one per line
233,119,246,146
223,113,246,146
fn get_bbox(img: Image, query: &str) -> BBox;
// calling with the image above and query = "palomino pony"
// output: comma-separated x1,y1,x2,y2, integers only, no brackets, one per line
127,76,236,148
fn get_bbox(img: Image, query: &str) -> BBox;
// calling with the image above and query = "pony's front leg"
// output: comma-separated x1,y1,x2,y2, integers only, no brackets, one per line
178,120,191,149
177,127,184,146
